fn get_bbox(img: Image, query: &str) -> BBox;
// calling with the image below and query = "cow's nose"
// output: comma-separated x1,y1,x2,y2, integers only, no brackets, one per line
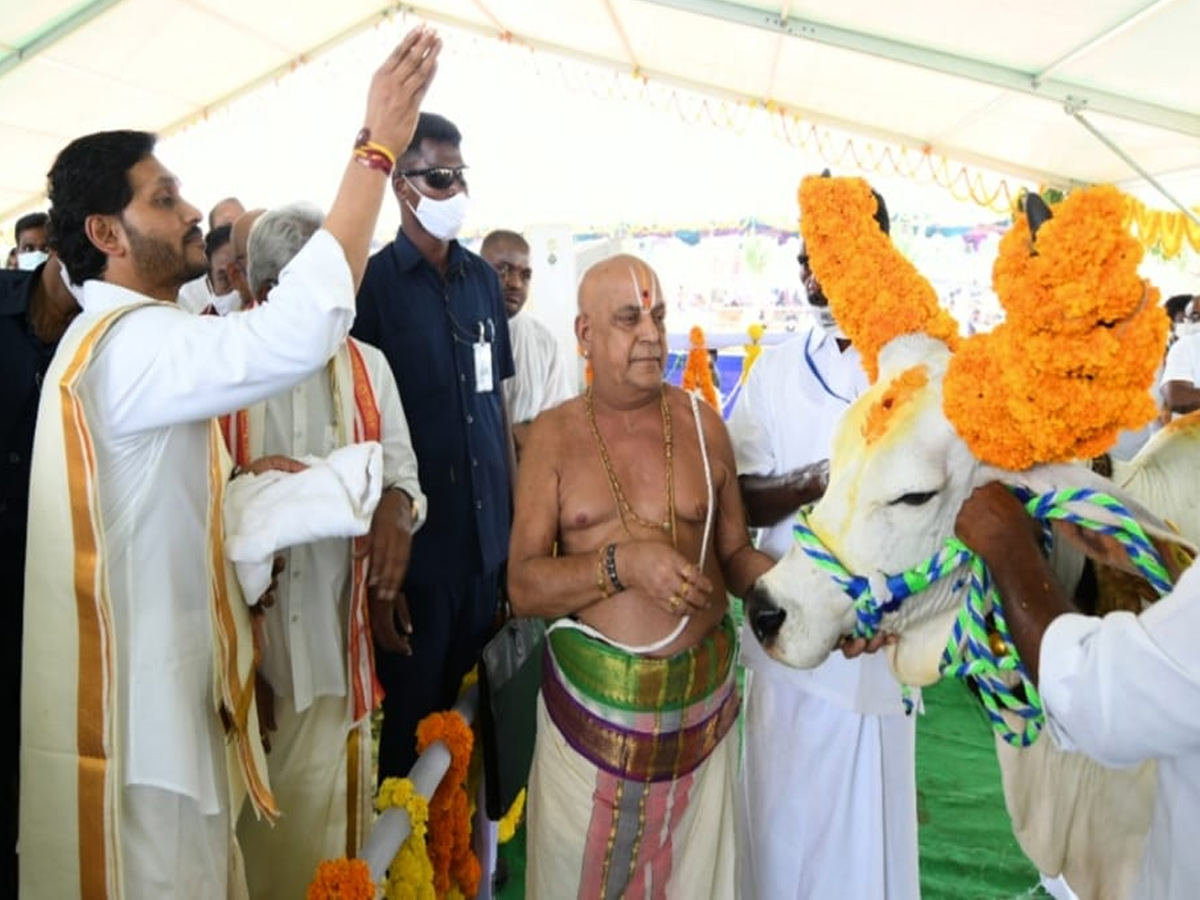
745,584,786,644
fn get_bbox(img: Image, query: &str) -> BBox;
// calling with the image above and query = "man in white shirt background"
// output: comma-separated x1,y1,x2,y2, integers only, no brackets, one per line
1161,295,1200,417
481,228,573,459
21,29,440,898
231,202,427,900
728,183,920,900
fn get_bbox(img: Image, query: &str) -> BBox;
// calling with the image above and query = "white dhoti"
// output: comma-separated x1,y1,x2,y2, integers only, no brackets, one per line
238,695,370,900
738,668,920,900
526,617,740,900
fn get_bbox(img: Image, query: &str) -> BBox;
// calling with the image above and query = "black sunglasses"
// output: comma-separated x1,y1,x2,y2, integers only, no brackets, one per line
397,165,469,191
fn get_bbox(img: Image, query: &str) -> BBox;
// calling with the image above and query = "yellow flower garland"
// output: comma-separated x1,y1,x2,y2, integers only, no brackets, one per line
798,176,959,382
376,777,436,900
943,185,1167,470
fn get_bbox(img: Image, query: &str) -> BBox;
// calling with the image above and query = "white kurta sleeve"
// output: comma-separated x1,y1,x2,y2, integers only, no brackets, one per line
366,344,426,532
1039,568,1200,767
1161,336,1199,387
92,229,355,436
727,359,778,477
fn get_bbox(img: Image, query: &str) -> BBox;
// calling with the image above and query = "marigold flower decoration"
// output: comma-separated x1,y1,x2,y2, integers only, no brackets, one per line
415,711,481,899
682,325,719,408
377,777,436,900
738,322,766,386
306,858,375,900
943,185,1167,470
799,176,958,382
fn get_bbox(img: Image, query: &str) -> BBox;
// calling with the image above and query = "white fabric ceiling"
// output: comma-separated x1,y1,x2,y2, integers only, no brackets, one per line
2,0,1198,224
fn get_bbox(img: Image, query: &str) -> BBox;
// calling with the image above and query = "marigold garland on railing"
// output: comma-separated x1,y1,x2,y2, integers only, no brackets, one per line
415,711,481,900
307,858,376,900
377,777,435,900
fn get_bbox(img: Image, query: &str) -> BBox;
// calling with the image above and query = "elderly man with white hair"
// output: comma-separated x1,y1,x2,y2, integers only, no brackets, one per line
229,202,427,900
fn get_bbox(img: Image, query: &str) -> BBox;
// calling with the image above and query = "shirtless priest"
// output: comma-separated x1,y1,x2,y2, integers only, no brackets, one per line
507,254,773,899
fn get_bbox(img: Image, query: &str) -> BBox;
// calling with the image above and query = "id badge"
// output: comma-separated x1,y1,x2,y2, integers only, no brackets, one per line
474,341,494,393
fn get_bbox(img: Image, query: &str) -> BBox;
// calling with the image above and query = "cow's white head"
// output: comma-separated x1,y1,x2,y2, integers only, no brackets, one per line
745,177,1180,688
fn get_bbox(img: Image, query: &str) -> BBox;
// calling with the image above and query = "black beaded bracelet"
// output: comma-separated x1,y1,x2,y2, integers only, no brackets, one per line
603,543,625,593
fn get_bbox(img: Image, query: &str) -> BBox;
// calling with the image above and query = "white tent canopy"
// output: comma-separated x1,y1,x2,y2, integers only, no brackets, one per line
2,0,1198,225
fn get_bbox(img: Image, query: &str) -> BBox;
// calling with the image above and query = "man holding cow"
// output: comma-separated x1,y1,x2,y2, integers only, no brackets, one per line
728,183,921,900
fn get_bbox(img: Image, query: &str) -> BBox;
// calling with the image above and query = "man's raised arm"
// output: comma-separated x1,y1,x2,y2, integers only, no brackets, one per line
325,28,440,289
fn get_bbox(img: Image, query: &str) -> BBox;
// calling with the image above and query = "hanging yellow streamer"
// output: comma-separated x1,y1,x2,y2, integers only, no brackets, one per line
1122,196,1200,258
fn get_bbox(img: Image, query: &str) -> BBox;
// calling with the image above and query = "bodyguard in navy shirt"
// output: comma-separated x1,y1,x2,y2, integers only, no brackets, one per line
353,112,515,777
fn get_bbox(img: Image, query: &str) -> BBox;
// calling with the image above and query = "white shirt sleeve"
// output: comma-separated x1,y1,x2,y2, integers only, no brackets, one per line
363,343,426,532
89,229,355,437
1161,335,1199,387
727,356,778,477
1039,566,1200,767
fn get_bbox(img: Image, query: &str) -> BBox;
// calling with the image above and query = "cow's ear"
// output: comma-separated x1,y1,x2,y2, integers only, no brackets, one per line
1005,462,1195,588
1051,519,1193,586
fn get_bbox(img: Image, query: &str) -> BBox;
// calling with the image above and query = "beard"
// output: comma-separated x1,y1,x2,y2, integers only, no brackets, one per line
125,221,207,292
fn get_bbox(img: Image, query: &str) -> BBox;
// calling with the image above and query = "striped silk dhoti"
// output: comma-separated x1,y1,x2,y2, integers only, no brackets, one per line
526,615,740,900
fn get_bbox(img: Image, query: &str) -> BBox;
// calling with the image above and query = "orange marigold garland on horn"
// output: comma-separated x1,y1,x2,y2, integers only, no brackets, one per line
415,711,481,899
682,325,719,408
799,176,959,382
943,185,1167,470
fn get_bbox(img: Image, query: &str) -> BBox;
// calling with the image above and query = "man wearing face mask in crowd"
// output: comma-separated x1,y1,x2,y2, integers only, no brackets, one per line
727,180,921,900
1160,294,1200,418
199,224,242,316
353,112,515,788
0,225,80,894
13,212,50,271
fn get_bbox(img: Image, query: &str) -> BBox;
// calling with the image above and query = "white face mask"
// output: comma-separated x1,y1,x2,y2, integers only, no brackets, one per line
210,290,242,316
17,250,48,271
1177,321,1200,339
405,181,469,241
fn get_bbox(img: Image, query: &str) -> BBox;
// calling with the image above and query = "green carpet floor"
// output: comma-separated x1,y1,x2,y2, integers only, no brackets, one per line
496,677,1049,899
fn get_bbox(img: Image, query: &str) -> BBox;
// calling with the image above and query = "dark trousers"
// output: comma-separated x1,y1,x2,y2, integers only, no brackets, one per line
375,568,501,780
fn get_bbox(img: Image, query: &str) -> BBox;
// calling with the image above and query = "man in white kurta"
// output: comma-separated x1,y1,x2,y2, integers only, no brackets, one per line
728,324,920,899
231,205,427,900
20,33,440,898
481,229,572,458
1159,315,1200,417
956,483,1200,900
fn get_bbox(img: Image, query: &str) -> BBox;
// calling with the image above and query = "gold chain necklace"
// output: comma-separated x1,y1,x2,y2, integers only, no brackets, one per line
585,385,676,546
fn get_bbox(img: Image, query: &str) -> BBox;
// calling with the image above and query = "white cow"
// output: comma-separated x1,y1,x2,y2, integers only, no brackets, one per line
745,179,1200,900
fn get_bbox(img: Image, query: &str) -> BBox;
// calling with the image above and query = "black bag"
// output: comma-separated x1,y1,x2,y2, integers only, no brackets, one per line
478,608,546,820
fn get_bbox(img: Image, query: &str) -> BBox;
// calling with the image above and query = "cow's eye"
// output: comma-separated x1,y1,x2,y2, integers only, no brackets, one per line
892,490,938,507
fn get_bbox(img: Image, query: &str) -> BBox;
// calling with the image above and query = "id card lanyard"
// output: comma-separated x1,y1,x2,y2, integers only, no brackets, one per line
474,319,495,393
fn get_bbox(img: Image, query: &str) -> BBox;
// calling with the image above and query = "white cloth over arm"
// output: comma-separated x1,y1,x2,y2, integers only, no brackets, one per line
224,442,384,603
1040,563,1200,899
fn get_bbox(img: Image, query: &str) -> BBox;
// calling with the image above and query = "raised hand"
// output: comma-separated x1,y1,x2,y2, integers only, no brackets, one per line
363,27,442,159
